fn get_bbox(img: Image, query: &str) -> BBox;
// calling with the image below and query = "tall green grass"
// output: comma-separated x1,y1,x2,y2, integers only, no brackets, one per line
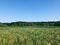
0,27,60,45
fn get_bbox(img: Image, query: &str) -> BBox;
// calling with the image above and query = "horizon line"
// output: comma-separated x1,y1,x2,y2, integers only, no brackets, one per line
0,20,60,23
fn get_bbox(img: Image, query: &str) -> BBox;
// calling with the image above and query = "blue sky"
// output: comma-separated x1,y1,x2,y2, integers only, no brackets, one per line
0,0,60,22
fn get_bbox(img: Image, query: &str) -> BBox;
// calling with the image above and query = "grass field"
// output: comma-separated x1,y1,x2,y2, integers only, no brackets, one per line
0,27,60,45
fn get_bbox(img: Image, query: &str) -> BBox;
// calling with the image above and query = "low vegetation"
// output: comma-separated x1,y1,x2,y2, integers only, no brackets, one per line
0,27,60,45
0,21,60,45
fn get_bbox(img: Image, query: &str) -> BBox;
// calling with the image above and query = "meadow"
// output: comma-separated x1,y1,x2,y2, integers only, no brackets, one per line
0,27,60,45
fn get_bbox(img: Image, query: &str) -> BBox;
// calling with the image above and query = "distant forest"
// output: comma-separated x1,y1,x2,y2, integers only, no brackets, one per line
0,21,60,27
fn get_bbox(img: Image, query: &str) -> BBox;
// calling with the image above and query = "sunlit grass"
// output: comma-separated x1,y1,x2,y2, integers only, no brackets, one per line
0,27,60,45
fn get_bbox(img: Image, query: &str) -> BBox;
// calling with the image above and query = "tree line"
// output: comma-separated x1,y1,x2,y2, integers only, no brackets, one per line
0,21,60,27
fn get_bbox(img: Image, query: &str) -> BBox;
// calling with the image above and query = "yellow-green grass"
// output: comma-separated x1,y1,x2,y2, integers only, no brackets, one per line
0,27,60,45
